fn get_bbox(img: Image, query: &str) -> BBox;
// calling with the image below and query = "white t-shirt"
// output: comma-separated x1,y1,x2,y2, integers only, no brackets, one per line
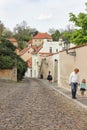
69,71,80,84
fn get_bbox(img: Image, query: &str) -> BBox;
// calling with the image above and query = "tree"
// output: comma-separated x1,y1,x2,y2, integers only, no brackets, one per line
13,21,30,41
51,29,60,41
13,21,38,41
13,21,38,49
2,28,13,38
0,21,5,37
60,24,74,41
0,38,27,81
69,3,87,45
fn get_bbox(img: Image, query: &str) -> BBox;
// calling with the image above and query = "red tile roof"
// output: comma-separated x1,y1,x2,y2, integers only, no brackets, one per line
19,47,31,56
39,52,56,57
19,45,42,56
33,33,52,39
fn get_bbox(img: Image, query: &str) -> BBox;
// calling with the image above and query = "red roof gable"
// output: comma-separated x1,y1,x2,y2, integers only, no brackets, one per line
33,33,52,39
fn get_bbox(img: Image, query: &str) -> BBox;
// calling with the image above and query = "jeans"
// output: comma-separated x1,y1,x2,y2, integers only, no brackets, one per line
71,82,78,98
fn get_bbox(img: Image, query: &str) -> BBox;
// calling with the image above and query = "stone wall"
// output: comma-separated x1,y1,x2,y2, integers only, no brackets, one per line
0,68,17,81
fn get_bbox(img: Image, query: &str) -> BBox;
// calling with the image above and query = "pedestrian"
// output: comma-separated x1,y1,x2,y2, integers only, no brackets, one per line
80,79,86,96
40,73,43,79
69,68,80,99
47,71,53,83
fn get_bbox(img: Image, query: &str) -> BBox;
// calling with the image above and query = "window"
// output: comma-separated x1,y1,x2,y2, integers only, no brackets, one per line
49,47,52,53
56,49,58,52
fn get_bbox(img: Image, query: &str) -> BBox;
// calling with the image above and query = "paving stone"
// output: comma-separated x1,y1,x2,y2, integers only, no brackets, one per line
0,78,87,130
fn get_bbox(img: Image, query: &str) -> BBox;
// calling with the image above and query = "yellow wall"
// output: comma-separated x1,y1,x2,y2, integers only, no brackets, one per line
32,39,44,46
21,48,33,61
39,56,53,79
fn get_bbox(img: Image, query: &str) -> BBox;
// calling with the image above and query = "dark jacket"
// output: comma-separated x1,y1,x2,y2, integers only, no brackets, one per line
47,74,52,81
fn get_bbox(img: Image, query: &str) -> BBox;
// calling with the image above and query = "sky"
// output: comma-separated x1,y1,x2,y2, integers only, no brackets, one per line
0,0,87,32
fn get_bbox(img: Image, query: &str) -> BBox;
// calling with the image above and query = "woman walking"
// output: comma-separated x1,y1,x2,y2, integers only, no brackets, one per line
69,68,80,99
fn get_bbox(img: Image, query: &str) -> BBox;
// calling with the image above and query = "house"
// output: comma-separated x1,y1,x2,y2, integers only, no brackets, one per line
20,45,42,78
31,45,42,78
38,38,75,82
38,52,58,82
15,48,20,55
39,41,59,53
19,47,34,62
37,40,59,81
19,47,34,77
28,39,32,47
24,57,32,77
28,32,52,47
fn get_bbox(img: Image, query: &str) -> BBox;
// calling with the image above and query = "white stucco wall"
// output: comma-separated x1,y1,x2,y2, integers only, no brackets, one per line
24,68,32,77
51,54,59,82
39,39,75,53
39,41,61,53
32,54,39,78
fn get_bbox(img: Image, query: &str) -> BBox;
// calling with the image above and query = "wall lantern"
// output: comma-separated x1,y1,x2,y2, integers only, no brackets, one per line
64,39,76,56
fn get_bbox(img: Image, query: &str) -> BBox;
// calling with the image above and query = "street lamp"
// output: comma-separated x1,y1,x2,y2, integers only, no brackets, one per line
64,39,76,56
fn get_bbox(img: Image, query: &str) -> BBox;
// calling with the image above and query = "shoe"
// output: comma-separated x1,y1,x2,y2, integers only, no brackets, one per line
72,97,77,99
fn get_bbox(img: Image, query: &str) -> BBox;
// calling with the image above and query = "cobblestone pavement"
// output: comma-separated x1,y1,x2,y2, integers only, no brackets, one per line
0,78,87,130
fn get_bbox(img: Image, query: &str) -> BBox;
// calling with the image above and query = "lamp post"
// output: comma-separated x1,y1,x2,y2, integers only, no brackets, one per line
64,39,76,56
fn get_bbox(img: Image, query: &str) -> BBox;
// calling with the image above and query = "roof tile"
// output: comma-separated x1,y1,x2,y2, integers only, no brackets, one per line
33,33,52,39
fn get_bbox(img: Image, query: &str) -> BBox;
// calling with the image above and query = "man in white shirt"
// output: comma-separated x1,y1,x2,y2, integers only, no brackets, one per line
69,68,80,99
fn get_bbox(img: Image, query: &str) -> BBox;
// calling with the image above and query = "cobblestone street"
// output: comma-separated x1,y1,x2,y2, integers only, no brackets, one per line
0,78,87,130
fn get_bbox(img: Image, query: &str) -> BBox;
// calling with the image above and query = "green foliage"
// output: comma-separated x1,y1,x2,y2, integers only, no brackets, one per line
61,31,72,41
18,41,25,49
16,56,27,81
0,38,16,51
0,37,28,81
69,5,87,45
70,29,87,45
13,21,38,44
51,30,60,41
0,21,5,36
69,13,87,30
0,55,14,69
2,28,13,38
